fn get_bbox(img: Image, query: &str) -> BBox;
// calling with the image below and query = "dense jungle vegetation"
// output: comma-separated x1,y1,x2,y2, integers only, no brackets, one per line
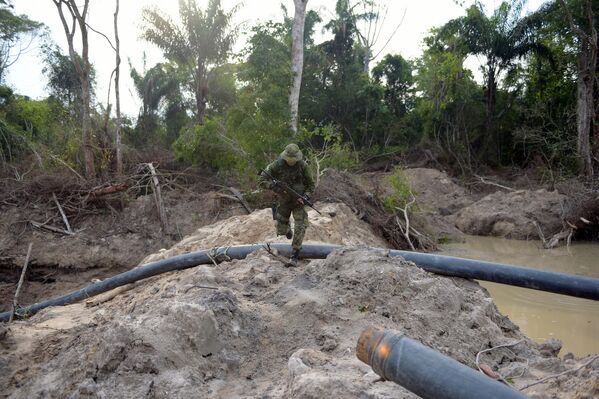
1,0,598,183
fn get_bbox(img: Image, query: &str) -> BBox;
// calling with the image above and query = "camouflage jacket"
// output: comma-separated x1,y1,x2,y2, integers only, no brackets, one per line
259,158,315,204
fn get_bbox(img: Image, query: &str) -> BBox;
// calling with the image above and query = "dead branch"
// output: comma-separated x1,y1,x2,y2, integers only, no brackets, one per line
533,221,548,247
52,192,73,234
520,354,599,391
89,182,128,197
146,163,168,232
48,154,85,182
30,220,74,236
262,243,291,266
473,174,515,192
9,243,33,322
228,187,252,214
394,195,417,251
476,339,524,386
85,284,133,307
544,228,573,249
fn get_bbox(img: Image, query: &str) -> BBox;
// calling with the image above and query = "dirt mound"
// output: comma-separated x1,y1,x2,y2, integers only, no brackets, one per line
452,189,567,239
358,168,470,242
315,169,413,249
1,206,597,398
142,202,388,263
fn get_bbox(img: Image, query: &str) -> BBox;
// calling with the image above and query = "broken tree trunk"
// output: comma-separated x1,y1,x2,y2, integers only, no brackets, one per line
146,163,168,232
228,187,252,214
52,192,73,234
9,243,33,322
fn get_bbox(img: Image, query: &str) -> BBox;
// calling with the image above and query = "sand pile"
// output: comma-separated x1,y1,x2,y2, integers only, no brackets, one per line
1,203,597,398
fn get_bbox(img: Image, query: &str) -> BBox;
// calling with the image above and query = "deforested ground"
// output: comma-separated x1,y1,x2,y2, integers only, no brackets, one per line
1,201,598,398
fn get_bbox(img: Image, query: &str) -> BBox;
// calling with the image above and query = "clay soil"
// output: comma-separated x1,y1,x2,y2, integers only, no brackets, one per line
0,167,598,398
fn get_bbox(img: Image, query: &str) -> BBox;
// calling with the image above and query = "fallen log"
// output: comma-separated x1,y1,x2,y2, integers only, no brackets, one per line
88,182,128,197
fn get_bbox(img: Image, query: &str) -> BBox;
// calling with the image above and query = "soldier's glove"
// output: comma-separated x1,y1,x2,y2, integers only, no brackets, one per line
270,180,284,194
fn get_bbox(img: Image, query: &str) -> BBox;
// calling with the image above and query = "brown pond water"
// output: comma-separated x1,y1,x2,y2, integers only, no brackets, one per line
441,236,599,357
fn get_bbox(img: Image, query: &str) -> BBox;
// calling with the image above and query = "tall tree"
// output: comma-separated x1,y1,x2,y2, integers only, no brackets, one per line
372,53,413,118
130,61,180,144
289,0,308,135
142,0,236,125
52,0,95,178
353,0,405,73
42,45,95,111
441,0,548,162
114,0,122,174
0,0,42,83
558,0,596,177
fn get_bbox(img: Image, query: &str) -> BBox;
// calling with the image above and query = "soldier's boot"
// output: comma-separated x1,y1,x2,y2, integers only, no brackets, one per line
286,228,293,240
287,249,300,267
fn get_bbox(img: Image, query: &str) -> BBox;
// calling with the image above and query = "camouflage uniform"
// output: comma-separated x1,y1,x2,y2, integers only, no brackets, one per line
259,144,315,252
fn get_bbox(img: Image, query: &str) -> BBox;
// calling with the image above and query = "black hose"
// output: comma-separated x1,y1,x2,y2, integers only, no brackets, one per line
1,243,598,322
357,326,528,399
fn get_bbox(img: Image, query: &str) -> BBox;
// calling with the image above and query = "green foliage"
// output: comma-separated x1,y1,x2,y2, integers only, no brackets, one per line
0,85,78,165
142,0,238,123
129,60,186,146
438,0,550,165
372,54,414,118
299,123,360,173
382,166,414,212
414,34,483,171
42,45,95,110
173,118,247,171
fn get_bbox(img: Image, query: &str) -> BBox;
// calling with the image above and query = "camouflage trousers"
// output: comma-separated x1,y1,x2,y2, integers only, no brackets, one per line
275,203,308,250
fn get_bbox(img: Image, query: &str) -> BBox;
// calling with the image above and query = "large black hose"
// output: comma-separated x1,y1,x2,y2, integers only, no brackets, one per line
1,243,598,322
357,326,528,399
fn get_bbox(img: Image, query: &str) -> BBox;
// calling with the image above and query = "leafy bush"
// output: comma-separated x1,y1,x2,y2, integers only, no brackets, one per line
299,124,360,176
382,166,414,212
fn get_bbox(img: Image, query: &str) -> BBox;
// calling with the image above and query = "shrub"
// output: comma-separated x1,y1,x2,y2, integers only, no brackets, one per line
382,166,414,212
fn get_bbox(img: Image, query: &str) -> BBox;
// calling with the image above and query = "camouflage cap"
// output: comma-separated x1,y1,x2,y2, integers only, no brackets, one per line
281,143,303,162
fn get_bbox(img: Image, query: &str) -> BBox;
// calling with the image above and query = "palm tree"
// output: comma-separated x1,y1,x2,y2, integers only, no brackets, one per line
441,0,549,162
130,61,179,144
142,0,237,125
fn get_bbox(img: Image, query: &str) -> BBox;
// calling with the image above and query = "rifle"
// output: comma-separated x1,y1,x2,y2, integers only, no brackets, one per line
259,169,322,215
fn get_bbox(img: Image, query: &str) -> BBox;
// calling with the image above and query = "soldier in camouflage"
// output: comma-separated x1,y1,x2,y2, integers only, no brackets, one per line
259,144,315,267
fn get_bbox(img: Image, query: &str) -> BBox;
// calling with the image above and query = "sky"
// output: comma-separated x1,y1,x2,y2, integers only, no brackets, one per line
7,0,546,117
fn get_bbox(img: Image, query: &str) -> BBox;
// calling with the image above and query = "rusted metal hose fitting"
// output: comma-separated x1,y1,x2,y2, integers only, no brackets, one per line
357,326,527,399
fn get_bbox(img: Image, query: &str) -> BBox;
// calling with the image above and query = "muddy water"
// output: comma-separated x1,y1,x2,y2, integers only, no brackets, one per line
441,236,599,357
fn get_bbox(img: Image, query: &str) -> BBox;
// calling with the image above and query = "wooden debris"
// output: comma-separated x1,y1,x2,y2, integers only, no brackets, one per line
474,174,515,192
89,182,128,197
479,363,500,380
30,221,74,236
52,192,73,234
9,243,33,322
146,163,168,232
229,186,252,214
520,354,599,391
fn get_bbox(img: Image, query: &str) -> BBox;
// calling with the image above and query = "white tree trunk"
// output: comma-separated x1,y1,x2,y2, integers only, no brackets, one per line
53,0,95,179
289,0,308,135
114,0,122,175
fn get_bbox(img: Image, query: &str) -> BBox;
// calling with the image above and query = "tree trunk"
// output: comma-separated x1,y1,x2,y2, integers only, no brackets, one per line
53,0,95,179
195,62,207,125
76,1,95,179
481,64,498,164
577,45,594,178
559,0,597,178
114,0,122,175
289,0,308,135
